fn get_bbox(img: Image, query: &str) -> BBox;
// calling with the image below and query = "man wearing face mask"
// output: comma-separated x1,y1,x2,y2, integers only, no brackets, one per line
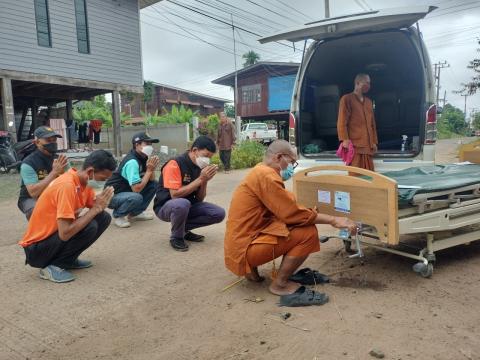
105,132,160,228
337,73,378,171
154,136,226,252
224,140,357,307
19,150,117,283
18,126,69,220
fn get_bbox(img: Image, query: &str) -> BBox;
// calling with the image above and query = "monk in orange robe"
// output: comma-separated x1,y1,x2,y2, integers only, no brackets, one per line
337,73,378,171
224,140,356,306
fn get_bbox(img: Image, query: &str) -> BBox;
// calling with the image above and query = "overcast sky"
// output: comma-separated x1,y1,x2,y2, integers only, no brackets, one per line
139,0,480,117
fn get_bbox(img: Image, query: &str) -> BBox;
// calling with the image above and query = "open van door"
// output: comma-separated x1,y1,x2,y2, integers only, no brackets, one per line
259,6,436,44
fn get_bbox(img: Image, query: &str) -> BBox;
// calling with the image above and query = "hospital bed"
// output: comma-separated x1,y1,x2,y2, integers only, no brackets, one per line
293,164,480,277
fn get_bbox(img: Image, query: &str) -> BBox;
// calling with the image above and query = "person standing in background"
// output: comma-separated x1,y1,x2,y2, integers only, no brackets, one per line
337,73,378,171
216,112,236,174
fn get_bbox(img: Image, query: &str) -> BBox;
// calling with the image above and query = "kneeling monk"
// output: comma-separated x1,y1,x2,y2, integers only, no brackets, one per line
224,140,356,306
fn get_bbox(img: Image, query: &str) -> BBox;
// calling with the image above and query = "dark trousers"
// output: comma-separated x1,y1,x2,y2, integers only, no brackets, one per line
23,211,111,269
156,199,225,239
219,149,232,171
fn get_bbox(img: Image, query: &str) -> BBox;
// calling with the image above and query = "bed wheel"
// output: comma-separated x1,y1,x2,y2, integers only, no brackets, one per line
413,262,433,278
343,240,355,253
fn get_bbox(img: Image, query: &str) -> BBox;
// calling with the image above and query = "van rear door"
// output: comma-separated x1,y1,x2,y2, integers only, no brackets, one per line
259,6,436,44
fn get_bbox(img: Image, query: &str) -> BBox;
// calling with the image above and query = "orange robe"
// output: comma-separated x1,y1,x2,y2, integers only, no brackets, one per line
224,164,319,276
337,93,378,171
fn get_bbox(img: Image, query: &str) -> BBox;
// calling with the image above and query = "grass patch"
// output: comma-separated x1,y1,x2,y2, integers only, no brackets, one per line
212,141,265,169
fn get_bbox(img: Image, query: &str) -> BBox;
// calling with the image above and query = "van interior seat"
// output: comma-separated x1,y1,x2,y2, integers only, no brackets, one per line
313,85,340,136
300,112,314,143
374,92,399,131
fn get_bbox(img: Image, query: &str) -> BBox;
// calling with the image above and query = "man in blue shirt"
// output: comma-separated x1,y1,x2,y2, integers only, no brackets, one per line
18,126,68,219
105,132,160,228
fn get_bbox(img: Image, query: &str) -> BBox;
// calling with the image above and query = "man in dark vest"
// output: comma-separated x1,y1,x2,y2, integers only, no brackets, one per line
105,132,160,228
154,136,225,252
18,126,68,220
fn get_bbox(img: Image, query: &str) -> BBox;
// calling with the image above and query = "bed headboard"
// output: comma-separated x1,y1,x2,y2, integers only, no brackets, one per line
293,165,399,245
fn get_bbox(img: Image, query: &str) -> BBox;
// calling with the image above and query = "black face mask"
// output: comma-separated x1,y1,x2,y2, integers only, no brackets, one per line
42,142,58,155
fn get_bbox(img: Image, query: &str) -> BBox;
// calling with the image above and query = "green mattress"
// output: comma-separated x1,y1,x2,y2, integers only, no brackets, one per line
381,164,480,207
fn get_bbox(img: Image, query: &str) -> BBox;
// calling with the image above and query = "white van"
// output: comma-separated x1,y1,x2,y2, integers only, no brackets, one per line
260,6,438,172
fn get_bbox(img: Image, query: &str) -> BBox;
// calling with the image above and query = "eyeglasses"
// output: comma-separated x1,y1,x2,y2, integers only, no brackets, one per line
281,154,298,169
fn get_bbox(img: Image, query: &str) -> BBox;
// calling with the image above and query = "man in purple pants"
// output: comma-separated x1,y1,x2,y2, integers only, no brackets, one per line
154,136,225,252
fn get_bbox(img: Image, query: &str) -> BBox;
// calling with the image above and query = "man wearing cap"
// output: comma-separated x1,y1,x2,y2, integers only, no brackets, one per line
105,132,160,228
18,126,69,220
154,136,225,252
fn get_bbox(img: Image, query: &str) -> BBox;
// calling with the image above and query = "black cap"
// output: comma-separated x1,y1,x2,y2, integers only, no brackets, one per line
34,126,62,139
132,131,159,144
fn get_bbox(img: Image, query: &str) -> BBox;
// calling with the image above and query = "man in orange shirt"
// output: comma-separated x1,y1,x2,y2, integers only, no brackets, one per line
337,73,378,171
224,140,357,306
19,150,117,283
154,136,225,251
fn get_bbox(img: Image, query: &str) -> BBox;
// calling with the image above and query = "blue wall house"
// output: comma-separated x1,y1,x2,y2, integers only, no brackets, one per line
212,62,300,140
0,0,163,155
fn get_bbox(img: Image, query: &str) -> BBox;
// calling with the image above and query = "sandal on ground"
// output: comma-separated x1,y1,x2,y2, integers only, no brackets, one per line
289,268,330,285
279,286,329,307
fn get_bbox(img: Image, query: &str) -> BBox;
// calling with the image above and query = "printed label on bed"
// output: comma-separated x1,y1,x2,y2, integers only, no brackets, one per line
334,191,351,213
317,190,331,204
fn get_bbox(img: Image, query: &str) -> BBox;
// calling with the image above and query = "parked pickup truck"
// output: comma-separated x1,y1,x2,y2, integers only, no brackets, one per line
240,123,277,144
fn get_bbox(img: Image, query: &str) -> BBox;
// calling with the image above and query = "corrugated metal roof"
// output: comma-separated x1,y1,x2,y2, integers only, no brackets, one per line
154,82,232,103
139,0,163,9
211,61,300,87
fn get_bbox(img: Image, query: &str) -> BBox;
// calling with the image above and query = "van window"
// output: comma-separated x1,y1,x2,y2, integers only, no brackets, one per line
299,31,424,157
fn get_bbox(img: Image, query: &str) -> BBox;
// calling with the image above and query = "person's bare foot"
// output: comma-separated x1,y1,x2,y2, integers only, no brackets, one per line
245,267,265,282
269,280,301,296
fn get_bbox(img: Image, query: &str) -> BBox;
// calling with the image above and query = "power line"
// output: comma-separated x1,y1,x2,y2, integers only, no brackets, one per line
270,0,315,21
142,11,288,57
166,0,296,50
207,0,285,29
243,0,300,24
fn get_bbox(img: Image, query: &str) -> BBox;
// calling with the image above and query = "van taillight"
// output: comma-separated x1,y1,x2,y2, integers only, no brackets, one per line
289,112,296,145
425,104,437,144
289,112,296,128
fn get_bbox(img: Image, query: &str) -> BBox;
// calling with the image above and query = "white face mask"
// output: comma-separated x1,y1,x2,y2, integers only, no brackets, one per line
141,145,154,157
196,156,210,169
87,171,105,189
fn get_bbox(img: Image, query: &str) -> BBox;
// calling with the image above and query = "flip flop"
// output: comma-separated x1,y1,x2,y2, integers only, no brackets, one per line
289,268,330,285
279,286,329,307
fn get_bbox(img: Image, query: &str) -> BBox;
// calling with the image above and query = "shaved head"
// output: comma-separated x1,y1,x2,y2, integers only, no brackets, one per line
354,73,370,84
265,140,297,159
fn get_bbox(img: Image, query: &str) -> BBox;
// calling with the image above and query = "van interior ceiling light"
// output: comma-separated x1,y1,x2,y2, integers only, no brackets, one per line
365,63,387,71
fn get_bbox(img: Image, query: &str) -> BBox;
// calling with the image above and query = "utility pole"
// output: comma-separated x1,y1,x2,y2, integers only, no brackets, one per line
324,0,330,18
231,14,240,137
433,61,449,105
441,90,447,108
462,93,469,118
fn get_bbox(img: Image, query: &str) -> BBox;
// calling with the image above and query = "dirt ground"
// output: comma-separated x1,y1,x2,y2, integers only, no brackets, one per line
1,139,479,360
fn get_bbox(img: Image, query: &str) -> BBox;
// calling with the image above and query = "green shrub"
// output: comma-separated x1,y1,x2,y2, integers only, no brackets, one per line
212,141,265,169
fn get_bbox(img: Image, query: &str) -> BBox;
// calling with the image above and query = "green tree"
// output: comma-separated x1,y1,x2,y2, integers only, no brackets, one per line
224,103,235,118
143,80,155,114
437,103,468,136
242,50,260,67
73,95,112,127
460,38,480,95
159,105,197,124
